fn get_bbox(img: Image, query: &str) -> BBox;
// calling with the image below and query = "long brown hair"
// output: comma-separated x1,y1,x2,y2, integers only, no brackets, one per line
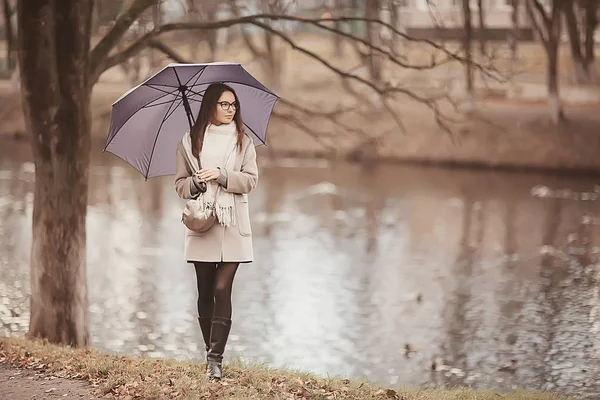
190,83,245,158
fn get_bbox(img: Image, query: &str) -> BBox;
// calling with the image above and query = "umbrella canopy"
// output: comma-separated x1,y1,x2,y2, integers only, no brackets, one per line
105,62,279,179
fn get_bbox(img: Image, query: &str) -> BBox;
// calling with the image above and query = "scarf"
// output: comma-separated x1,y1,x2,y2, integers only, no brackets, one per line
181,122,238,227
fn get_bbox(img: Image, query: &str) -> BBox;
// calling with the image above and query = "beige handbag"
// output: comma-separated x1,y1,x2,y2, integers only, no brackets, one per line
181,150,218,234
182,186,219,234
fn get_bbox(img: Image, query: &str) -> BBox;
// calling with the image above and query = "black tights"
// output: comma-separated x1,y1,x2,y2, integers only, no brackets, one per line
193,262,239,320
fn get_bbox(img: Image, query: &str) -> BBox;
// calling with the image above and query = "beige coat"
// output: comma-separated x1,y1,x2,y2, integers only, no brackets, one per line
174,134,258,263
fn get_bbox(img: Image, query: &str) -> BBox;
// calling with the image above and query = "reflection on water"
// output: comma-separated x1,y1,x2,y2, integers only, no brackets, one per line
1,140,600,398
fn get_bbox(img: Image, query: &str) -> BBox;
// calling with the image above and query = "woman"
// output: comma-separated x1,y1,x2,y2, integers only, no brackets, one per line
174,83,258,381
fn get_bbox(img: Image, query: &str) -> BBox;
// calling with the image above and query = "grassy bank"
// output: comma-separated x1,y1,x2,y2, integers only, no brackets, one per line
0,337,575,400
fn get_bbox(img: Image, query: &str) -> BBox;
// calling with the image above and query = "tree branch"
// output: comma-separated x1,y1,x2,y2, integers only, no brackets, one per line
97,14,504,80
276,98,372,141
90,0,157,80
148,39,190,63
244,19,455,131
106,15,477,136
526,0,551,43
272,110,336,151
228,0,267,59
97,12,503,144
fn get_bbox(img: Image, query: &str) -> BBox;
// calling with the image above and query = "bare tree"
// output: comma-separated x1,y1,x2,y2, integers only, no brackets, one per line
1,0,15,71
364,0,383,84
526,0,564,124
477,0,487,57
186,0,220,62
332,0,346,57
148,1,163,69
227,0,289,90
508,0,520,67
563,0,598,84
462,0,475,109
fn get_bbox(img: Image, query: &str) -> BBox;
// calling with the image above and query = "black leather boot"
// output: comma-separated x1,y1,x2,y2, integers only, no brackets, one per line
197,317,212,354
206,317,232,381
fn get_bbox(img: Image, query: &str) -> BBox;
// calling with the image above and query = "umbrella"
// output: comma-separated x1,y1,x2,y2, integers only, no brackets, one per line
104,62,279,179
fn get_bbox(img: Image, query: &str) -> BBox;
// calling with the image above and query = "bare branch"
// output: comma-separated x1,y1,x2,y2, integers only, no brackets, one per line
531,0,551,28
99,14,504,80
227,0,268,60
148,39,190,63
97,16,502,134
526,0,550,43
271,110,336,151
90,0,157,80
277,97,358,119
277,98,373,142
244,19,455,128
94,12,505,146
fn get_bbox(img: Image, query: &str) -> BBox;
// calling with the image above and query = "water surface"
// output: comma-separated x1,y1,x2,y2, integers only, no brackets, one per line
1,140,599,398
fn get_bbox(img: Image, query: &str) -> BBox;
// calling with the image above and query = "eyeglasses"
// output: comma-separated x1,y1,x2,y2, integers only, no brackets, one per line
217,101,237,111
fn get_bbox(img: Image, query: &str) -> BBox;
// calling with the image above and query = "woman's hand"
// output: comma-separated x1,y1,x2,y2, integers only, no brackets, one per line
197,168,221,182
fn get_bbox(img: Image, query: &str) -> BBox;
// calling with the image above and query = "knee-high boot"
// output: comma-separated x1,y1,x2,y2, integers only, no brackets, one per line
206,317,232,381
197,317,212,354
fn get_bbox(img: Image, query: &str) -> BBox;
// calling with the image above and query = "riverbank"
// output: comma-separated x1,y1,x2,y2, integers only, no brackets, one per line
0,337,575,400
3,79,600,176
2,34,600,175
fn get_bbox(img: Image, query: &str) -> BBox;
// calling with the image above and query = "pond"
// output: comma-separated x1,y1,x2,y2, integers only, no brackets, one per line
1,140,599,398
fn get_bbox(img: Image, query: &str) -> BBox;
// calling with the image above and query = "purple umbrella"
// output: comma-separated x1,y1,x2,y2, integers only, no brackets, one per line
104,62,279,179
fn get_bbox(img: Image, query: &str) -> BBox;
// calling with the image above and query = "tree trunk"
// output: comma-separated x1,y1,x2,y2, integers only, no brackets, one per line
462,0,475,109
17,0,93,346
527,0,564,123
477,0,486,57
206,7,218,62
186,0,200,61
509,0,519,67
2,0,15,70
546,0,564,124
547,44,562,124
364,0,382,84
387,0,400,55
149,2,161,69
332,0,345,57
563,0,592,84
263,30,283,90
583,0,598,82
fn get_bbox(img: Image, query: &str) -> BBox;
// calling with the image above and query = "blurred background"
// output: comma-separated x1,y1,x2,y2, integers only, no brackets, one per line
2,0,600,398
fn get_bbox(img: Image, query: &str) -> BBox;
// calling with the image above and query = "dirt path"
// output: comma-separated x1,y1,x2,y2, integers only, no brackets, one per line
0,363,106,400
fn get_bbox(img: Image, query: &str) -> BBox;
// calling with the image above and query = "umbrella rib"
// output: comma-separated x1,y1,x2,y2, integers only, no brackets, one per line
144,84,178,96
183,67,205,87
185,67,207,89
142,96,181,109
188,80,278,99
144,92,183,179
164,96,185,123
146,83,179,89
243,123,266,146
187,88,206,98
181,67,207,125
104,87,180,151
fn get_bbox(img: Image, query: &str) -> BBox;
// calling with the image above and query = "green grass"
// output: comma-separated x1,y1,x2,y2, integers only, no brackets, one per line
0,337,578,400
